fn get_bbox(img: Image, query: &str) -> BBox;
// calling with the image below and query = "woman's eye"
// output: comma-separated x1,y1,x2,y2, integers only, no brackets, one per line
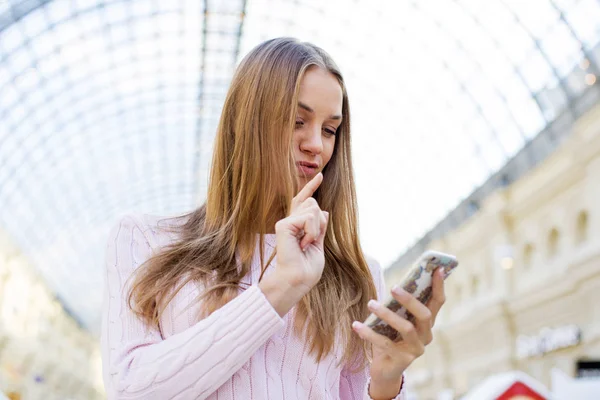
295,120,304,127
324,128,336,136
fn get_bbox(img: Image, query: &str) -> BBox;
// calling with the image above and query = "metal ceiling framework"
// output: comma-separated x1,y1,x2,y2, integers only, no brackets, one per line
0,0,598,332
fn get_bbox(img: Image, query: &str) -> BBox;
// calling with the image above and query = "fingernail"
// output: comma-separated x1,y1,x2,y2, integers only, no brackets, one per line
324,211,329,220
368,299,378,310
392,285,404,295
352,321,362,330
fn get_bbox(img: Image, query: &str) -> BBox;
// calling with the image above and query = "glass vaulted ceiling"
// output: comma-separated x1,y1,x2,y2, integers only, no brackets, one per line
0,0,599,332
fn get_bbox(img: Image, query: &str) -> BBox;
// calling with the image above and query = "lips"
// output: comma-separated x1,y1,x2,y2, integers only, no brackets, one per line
297,161,318,168
296,161,319,177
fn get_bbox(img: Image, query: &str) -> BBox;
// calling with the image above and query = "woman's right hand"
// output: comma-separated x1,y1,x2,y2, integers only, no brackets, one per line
275,172,329,293
259,173,329,316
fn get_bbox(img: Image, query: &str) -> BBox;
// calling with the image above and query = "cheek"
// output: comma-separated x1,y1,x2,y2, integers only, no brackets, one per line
292,130,300,143
291,131,302,151
322,138,336,166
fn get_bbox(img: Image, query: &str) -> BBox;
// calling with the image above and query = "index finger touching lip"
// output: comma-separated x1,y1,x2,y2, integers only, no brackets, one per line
294,172,323,202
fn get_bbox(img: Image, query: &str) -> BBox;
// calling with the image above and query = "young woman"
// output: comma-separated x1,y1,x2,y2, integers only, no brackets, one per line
101,37,446,400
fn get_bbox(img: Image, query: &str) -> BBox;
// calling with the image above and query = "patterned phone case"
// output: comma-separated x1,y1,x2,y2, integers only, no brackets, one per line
364,250,458,341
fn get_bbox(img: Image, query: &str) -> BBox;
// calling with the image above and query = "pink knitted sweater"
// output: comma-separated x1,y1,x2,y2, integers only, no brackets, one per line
101,214,406,399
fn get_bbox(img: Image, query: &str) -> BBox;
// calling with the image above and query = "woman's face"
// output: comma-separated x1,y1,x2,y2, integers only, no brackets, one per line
293,66,343,188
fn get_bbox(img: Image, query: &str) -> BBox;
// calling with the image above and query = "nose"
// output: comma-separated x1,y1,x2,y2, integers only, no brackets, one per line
299,125,323,155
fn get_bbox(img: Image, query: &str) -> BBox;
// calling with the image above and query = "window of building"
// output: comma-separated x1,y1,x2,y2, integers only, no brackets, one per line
548,228,560,258
523,243,534,269
471,275,480,296
576,210,588,244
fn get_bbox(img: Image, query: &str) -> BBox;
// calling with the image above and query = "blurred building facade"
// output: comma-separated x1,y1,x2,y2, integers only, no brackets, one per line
0,233,103,399
386,103,600,399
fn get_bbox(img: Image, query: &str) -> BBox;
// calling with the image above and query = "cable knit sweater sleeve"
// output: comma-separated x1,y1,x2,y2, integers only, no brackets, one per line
339,258,406,400
100,215,285,400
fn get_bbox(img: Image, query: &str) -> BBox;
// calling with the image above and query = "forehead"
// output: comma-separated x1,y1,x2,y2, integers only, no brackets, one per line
298,67,343,113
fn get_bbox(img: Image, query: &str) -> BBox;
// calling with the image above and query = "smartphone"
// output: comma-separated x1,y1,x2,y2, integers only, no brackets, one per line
364,250,459,341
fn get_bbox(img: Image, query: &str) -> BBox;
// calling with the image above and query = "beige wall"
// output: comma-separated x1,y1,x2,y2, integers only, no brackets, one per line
0,232,103,400
385,104,600,399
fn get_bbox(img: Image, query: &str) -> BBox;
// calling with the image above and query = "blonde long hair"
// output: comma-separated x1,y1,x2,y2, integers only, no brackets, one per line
129,37,377,368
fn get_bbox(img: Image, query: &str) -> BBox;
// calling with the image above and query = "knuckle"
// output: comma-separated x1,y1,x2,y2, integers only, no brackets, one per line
422,309,432,322
425,333,433,346
306,197,317,206
405,324,417,336
384,339,394,351
275,220,285,231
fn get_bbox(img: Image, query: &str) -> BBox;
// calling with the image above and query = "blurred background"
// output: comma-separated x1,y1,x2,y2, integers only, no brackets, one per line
1,0,600,399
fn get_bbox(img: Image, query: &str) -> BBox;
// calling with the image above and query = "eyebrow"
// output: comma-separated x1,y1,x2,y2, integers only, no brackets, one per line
298,101,342,120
